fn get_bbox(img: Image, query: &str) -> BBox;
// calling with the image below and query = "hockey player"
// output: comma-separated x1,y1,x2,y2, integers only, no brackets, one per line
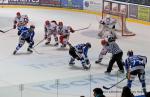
125,50,147,95
13,12,29,35
95,34,117,64
44,20,58,46
13,25,35,55
57,22,75,48
13,12,22,29
103,36,124,74
98,15,117,39
95,39,108,64
68,42,91,70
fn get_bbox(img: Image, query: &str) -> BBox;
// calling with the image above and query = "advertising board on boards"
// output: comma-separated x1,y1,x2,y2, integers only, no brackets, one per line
8,0,40,5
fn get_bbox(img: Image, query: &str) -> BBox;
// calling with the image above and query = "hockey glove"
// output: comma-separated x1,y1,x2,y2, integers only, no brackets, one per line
63,35,68,38
100,21,105,25
13,25,16,29
85,58,90,65
70,28,75,33
126,72,131,80
18,31,21,36
44,35,47,40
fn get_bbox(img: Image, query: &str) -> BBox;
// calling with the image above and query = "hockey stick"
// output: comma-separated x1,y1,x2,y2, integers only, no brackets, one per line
67,42,84,60
0,28,14,33
3,28,14,33
103,77,126,90
67,42,73,48
74,24,91,32
33,39,45,48
0,29,5,33
32,48,43,55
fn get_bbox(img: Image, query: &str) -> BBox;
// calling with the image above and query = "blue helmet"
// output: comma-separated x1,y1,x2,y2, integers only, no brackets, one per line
127,50,133,57
30,25,35,29
85,42,91,48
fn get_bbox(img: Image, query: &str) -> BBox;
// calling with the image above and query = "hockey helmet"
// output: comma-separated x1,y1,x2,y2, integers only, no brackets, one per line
58,22,63,26
86,42,91,48
51,20,57,25
127,50,133,57
30,25,35,29
24,15,28,18
45,20,50,25
16,12,21,16
106,15,111,19
107,35,115,42
101,39,108,45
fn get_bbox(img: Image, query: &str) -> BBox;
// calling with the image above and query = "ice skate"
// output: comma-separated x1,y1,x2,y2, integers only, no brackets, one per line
69,58,75,66
27,48,33,53
54,43,59,46
61,44,66,48
104,71,111,75
95,58,102,64
13,50,17,55
82,62,90,70
45,41,50,45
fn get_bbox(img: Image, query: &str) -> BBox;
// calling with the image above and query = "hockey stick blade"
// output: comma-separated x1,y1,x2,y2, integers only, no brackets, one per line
74,24,91,32
0,30,5,33
103,86,111,90
103,78,126,90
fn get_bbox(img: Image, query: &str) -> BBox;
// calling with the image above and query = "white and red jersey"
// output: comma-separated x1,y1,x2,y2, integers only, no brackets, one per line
21,15,29,24
100,18,117,28
44,21,57,35
14,14,29,27
57,26,72,36
14,16,24,24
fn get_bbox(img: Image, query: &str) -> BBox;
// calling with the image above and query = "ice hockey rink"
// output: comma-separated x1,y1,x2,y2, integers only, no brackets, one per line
0,7,150,97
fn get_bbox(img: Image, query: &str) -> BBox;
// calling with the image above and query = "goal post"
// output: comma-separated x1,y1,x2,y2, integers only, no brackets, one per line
102,0,135,36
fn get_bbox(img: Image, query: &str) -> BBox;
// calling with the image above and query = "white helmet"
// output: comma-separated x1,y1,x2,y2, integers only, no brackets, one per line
106,15,111,19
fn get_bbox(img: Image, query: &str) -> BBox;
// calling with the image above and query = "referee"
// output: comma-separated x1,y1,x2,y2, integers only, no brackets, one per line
105,36,124,74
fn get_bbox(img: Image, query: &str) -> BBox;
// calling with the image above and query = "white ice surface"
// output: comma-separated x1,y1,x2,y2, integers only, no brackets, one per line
0,8,150,97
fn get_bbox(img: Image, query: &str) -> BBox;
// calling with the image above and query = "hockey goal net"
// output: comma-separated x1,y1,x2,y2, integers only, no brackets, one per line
102,0,135,36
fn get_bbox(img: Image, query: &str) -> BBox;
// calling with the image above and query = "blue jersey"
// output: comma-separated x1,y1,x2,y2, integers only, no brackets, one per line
125,55,147,72
74,44,89,57
20,27,35,41
18,26,25,31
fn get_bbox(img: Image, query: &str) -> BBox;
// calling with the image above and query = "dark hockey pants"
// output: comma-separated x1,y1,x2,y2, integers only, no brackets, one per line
127,69,146,89
107,51,124,72
69,47,80,60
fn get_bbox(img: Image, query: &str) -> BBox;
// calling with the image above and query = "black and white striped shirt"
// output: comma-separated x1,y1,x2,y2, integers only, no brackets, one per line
106,41,122,55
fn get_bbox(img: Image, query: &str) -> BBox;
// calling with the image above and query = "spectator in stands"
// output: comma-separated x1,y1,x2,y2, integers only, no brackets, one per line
115,0,128,2
93,88,106,97
121,86,134,97
129,0,139,4
146,92,150,97
145,0,150,6
115,0,150,5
